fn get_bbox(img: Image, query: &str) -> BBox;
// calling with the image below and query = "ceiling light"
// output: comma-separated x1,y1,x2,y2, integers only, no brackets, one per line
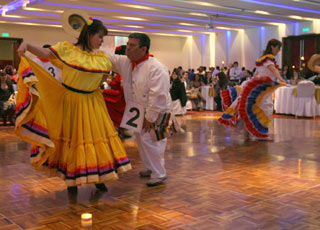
254,10,270,15
156,33,178,36
177,29,193,32
190,12,207,17
0,20,61,27
124,25,144,28
118,4,155,10
288,15,303,20
117,16,145,21
267,22,286,26
179,22,197,26
188,1,217,7
40,2,258,28
23,7,63,13
115,0,290,23
240,0,320,14
2,14,23,18
216,26,243,31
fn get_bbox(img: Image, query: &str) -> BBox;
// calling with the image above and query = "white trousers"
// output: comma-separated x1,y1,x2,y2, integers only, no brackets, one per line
135,131,167,178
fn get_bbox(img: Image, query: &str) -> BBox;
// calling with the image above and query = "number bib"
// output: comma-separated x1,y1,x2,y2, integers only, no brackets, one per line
120,100,145,133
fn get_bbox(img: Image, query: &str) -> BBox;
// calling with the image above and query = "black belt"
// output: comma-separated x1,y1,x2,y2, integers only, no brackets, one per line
62,83,95,94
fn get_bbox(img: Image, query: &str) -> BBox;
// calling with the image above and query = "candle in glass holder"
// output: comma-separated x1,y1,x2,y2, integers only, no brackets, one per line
81,213,92,228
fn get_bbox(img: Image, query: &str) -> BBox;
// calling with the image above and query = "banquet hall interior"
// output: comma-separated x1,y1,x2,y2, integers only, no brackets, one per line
1,0,320,229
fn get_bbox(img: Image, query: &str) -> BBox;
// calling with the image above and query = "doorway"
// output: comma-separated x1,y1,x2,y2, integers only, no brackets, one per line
0,37,23,70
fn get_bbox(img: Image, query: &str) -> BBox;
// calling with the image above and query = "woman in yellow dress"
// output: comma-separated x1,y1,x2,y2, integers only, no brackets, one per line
16,18,131,193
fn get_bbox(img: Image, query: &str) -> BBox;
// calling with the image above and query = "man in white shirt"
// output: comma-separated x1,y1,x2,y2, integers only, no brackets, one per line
107,33,171,187
229,61,241,83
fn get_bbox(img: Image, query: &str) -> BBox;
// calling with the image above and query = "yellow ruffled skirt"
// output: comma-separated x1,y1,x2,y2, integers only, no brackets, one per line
16,57,131,186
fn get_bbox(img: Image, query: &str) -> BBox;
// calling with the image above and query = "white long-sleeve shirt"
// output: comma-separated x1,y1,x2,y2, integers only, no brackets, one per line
229,67,241,81
107,53,171,123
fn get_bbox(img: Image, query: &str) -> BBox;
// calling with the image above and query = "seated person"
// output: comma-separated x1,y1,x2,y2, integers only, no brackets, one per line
170,71,187,115
187,74,205,110
214,72,229,111
0,71,15,126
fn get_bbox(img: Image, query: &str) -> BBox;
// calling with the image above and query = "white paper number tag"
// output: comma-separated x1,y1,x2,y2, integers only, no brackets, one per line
120,100,145,133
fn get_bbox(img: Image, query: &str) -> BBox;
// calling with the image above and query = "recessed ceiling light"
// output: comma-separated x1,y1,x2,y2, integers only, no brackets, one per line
2,14,23,18
216,26,242,31
267,22,286,26
179,22,197,26
23,7,63,13
254,10,270,15
177,29,193,32
188,1,217,7
118,4,155,10
189,12,207,17
124,25,144,28
117,16,145,21
288,15,303,19
0,20,62,27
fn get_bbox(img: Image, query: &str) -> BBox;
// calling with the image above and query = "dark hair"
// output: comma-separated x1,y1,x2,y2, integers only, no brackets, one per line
233,61,239,65
115,45,126,55
42,44,51,48
4,65,14,76
246,70,253,77
128,33,150,53
75,19,108,51
263,38,282,55
217,71,228,88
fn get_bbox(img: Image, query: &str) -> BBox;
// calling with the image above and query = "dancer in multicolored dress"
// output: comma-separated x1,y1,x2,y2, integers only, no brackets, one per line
219,39,286,140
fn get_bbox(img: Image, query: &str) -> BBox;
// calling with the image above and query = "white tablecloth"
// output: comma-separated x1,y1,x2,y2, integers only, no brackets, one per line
201,86,216,110
274,86,320,115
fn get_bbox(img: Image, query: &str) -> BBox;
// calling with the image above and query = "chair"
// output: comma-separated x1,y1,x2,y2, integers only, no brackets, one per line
295,80,318,118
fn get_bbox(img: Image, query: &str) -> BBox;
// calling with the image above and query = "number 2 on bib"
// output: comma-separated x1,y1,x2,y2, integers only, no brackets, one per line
120,100,145,133
126,107,140,128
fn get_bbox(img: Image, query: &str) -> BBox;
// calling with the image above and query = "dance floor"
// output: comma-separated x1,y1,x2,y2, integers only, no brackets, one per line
1,111,320,230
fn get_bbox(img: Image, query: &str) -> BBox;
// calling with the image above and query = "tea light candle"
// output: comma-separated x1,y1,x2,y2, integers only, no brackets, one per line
81,213,92,228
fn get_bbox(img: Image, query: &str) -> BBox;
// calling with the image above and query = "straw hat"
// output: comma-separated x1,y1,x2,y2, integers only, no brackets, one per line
307,54,320,72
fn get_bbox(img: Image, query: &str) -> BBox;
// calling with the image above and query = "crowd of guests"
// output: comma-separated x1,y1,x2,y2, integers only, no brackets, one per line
0,65,17,126
168,60,320,115
168,63,253,113
3,58,320,126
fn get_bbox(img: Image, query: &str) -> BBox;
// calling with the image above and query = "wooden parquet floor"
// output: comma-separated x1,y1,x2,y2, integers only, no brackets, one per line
1,111,320,230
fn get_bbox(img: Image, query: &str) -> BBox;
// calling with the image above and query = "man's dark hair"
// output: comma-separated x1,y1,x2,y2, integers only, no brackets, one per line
42,44,51,48
75,19,108,51
233,61,239,65
128,33,150,53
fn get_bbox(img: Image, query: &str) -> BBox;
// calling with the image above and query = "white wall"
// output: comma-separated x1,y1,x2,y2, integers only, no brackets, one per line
215,31,227,68
243,28,260,71
148,35,186,72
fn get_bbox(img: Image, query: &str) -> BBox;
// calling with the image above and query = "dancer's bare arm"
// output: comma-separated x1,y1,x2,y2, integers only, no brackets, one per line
17,42,53,59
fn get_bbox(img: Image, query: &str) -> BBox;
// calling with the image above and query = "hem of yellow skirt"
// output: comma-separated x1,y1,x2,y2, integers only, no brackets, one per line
38,163,132,186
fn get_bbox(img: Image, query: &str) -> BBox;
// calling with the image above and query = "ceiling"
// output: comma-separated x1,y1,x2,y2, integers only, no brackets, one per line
0,0,320,36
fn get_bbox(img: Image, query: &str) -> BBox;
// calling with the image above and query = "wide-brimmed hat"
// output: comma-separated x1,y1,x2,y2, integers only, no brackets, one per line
307,54,320,72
